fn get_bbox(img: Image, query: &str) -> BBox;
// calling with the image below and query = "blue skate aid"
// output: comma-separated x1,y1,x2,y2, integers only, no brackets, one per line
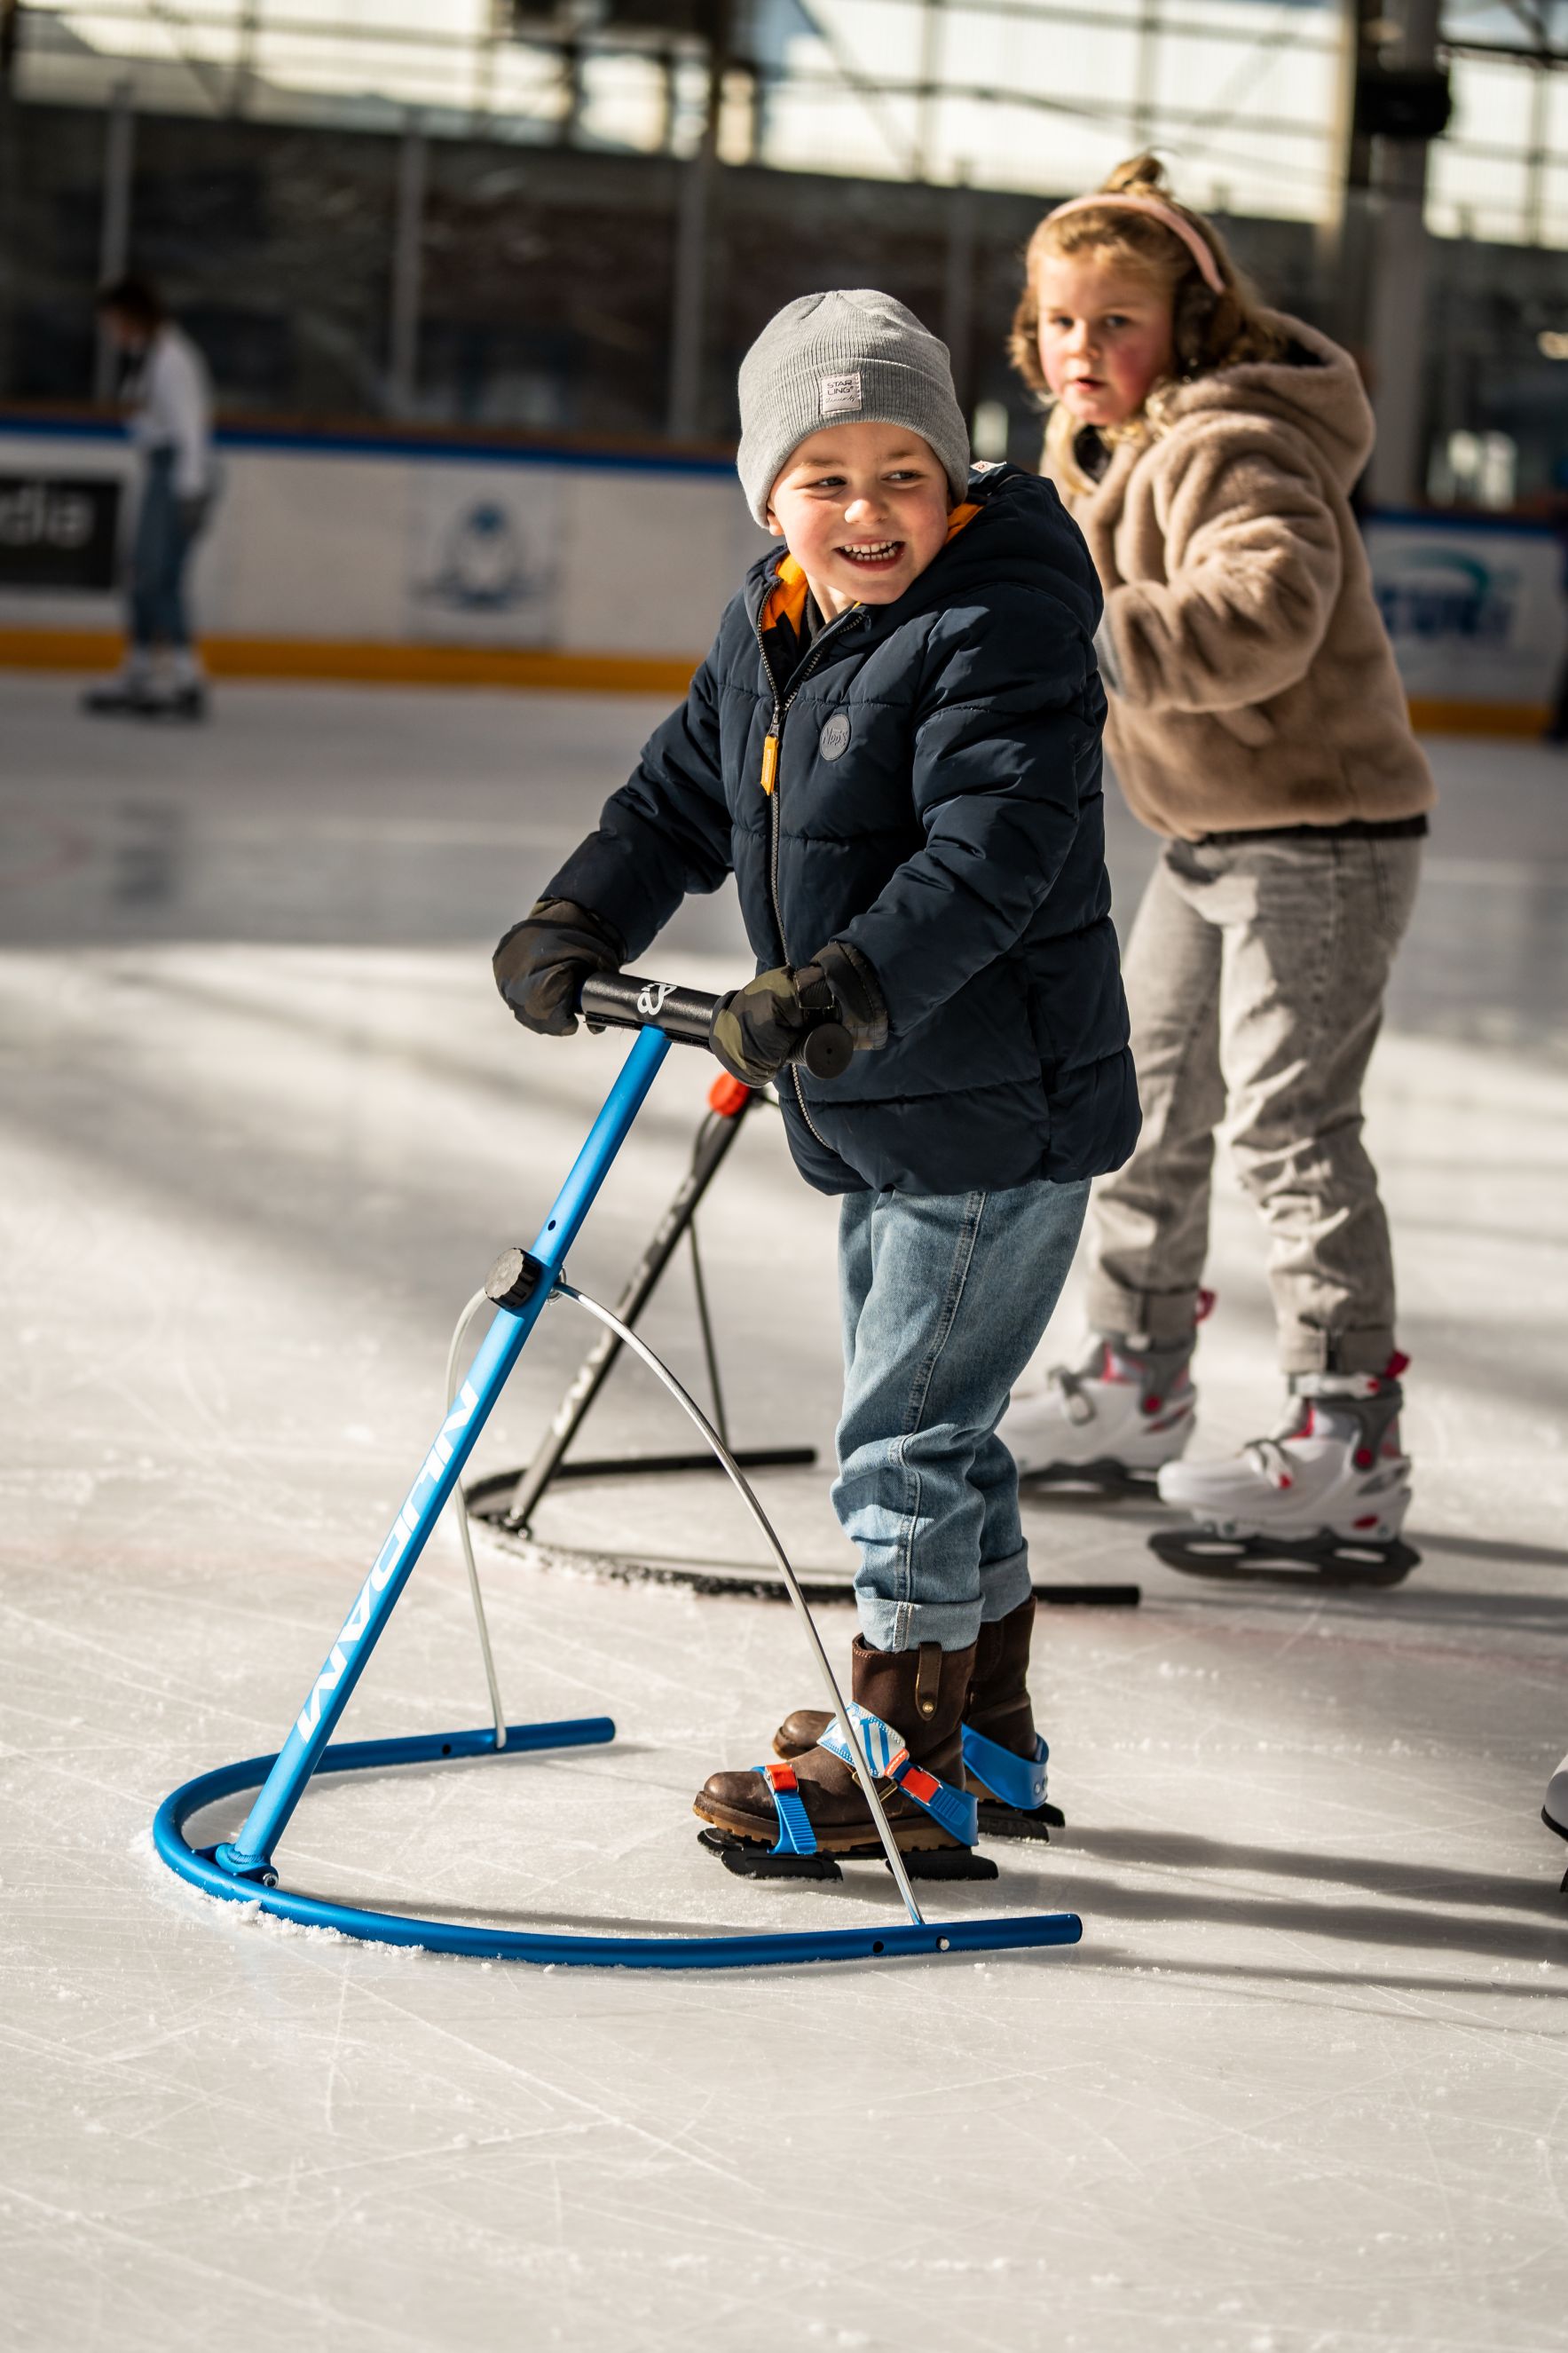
962,1725,1051,1814
816,1705,980,1846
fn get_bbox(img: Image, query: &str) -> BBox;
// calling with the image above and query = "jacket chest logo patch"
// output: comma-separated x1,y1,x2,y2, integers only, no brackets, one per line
818,712,852,762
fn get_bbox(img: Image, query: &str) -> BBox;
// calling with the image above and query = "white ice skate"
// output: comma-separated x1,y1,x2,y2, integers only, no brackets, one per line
1001,1326,1201,1496
1543,1753,1568,1892
1150,1358,1418,1585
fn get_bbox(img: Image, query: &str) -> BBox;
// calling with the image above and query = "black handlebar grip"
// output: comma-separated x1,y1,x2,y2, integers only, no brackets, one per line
579,971,718,1045
800,1020,853,1080
580,969,852,1079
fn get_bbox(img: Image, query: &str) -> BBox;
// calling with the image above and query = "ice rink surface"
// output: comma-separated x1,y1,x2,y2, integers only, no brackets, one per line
4,674,1565,2351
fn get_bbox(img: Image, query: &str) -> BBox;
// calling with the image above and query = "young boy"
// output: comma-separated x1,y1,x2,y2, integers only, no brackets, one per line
494,290,1139,1860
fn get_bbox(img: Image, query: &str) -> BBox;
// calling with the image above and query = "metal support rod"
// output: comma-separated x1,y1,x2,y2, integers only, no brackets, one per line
1364,0,1442,509
93,81,135,402
445,1290,508,1748
217,1023,673,1876
666,138,713,438
501,1097,754,1530
1131,0,1161,151
686,1219,729,1447
942,174,974,415
388,113,426,420
666,0,729,438
1523,50,1549,250
915,0,943,180
556,1280,926,1929
232,0,260,114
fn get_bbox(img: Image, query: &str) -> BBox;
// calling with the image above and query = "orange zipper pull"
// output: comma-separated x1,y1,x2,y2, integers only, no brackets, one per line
760,731,779,797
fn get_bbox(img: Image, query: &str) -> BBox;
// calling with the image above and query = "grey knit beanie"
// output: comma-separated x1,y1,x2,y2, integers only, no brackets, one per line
737,289,971,526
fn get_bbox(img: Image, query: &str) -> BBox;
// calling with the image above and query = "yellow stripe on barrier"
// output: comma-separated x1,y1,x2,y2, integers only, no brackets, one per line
1405,696,1552,737
0,628,700,697
0,629,1551,734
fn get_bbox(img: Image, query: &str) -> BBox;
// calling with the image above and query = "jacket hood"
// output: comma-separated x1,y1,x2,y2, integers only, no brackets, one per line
1156,311,1373,493
745,462,1102,641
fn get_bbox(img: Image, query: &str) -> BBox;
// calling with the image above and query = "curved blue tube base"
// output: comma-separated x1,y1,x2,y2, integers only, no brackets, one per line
153,1724,1083,1970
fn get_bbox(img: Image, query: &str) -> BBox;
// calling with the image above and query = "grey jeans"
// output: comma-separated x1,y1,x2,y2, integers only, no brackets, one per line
1085,832,1422,1377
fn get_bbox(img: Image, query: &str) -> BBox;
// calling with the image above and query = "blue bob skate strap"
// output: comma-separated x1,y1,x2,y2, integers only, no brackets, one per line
962,1725,1049,1813
753,1761,817,1856
816,1705,980,1847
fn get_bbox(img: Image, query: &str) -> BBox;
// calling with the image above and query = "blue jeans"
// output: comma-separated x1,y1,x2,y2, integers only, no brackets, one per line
833,1176,1090,1653
129,449,206,650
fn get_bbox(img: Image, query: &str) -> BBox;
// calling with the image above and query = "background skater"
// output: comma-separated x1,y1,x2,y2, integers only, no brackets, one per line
83,274,215,722
998,155,1435,1583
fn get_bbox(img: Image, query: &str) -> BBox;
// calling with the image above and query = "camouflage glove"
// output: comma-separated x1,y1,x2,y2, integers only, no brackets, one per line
493,897,625,1038
709,942,886,1086
709,965,821,1087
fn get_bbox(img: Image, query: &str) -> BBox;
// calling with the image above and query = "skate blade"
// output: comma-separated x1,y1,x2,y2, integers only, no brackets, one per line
1146,1528,1421,1588
975,1796,1063,1843
1019,1458,1161,1502
697,1827,997,1882
698,1828,844,1881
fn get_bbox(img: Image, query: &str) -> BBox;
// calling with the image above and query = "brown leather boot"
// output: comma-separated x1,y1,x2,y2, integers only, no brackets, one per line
964,1595,1041,1765
774,1598,1040,1765
694,1636,977,1854
770,1597,1059,1829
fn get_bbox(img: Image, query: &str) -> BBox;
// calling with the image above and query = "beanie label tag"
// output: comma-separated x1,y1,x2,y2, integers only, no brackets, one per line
819,372,862,416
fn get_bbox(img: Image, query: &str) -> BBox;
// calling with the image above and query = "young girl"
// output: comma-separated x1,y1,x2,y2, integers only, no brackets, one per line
998,154,1434,1580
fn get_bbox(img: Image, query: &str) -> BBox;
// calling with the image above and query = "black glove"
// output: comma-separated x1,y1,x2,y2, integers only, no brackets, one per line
176,492,212,541
493,897,625,1037
709,941,887,1086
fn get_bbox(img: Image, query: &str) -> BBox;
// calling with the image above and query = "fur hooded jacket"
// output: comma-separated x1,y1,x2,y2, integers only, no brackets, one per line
1049,312,1435,841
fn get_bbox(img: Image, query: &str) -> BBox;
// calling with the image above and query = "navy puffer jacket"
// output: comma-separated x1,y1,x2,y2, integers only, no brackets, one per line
547,462,1139,1196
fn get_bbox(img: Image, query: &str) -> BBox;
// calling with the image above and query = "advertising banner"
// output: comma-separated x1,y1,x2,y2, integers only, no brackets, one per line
1365,517,1565,709
0,475,122,591
404,464,562,645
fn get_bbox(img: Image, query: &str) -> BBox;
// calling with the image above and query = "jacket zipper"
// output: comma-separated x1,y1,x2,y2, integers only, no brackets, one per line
751,597,866,1153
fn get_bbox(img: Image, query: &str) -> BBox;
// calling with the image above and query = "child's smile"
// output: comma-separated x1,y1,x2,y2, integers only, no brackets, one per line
767,421,954,618
837,536,905,573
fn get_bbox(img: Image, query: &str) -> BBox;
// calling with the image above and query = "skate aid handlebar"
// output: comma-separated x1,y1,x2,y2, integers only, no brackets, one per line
579,972,854,1081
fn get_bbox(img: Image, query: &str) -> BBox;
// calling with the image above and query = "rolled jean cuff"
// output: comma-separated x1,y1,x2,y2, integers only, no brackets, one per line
855,1595,984,1654
1281,1324,1399,1378
1083,1277,1202,1348
978,1545,1033,1624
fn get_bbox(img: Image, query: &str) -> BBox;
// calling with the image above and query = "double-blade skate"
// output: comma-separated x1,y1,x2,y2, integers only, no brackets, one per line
697,1826,999,1882
696,1683,1004,1883
768,1729,1066,1841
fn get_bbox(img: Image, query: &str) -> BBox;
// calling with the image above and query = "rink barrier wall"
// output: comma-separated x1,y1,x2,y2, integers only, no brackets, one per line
0,627,699,696
0,625,1548,730
1,413,1562,730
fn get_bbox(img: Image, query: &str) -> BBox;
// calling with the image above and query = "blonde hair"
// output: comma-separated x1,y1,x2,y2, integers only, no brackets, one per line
1009,154,1287,484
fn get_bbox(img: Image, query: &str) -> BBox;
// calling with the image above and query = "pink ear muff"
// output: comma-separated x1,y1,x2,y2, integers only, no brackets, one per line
1043,193,1226,295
